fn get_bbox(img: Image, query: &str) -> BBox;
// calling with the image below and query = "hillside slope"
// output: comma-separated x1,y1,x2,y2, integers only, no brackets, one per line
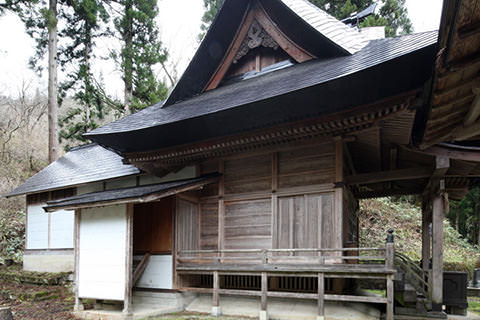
359,198,480,274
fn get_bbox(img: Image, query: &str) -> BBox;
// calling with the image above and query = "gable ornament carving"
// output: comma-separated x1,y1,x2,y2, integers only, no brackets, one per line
233,20,279,64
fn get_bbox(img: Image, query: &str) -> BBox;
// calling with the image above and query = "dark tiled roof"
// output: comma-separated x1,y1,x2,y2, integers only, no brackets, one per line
5,144,140,197
86,31,438,138
44,173,221,211
164,0,367,105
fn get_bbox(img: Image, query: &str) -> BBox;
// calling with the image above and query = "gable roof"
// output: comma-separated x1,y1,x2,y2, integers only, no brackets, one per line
85,31,438,153
164,0,368,106
5,144,140,197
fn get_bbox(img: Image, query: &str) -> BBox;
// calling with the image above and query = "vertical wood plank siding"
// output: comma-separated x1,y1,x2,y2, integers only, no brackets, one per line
194,141,341,254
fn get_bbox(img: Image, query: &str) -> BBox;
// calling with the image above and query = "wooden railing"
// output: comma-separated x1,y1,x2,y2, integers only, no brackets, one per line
175,230,397,320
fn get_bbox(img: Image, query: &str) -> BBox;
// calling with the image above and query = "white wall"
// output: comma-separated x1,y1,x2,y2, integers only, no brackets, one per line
105,176,137,190
78,205,127,301
50,209,74,248
134,255,172,289
26,205,74,249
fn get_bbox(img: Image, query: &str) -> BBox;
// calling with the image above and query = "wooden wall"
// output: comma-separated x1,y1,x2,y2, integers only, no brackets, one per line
190,139,346,253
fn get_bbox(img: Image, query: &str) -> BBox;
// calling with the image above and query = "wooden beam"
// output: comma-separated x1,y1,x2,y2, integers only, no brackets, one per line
463,80,480,126
73,210,82,312
458,21,480,39
334,138,344,253
452,121,480,140
123,204,134,314
413,144,480,162
132,253,151,286
355,187,424,199
346,167,432,185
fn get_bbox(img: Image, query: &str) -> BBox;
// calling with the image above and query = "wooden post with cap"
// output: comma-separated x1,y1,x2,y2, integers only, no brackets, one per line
386,229,395,320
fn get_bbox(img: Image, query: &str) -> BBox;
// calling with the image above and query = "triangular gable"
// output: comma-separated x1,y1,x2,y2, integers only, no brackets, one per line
205,1,315,91
165,0,368,106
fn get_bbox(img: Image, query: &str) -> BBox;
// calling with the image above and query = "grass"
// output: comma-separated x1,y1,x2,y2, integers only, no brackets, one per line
470,297,480,316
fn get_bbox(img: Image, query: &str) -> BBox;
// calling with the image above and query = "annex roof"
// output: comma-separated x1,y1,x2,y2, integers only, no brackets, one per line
5,144,140,197
163,0,368,105
85,31,438,153
43,173,221,212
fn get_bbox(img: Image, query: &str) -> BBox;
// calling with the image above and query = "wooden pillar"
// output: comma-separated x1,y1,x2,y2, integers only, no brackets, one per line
317,273,325,320
123,204,133,314
212,271,221,316
260,272,268,320
386,274,394,320
432,182,446,312
385,229,395,320
422,198,431,272
333,138,344,292
73,209,83,312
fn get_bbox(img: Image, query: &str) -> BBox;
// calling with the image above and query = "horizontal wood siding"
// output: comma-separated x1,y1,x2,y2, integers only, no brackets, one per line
278,143,335,189
194,140,337,254
224,199,272,250
200,202,218,250
224,154,271,194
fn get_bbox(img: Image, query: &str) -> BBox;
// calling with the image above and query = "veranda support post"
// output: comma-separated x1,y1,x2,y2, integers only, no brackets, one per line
386,229,395,320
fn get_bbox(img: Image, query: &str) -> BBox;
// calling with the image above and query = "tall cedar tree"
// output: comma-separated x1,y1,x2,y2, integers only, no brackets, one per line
112,0,169,114
199,0,412,39
6,0,60,162
56,0,110,149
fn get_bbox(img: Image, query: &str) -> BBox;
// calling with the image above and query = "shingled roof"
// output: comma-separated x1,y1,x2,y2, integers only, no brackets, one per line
5,144,140,197
85,31,438,153
164,0,368,106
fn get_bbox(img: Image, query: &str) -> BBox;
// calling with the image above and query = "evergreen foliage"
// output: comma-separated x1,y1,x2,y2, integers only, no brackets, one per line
448,188,480,245
57,0,110,149
111,0,169,114
199,0,412,39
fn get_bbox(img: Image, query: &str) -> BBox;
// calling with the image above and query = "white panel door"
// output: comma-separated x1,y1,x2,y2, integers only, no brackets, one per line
78,205,127,301
26,204,49,249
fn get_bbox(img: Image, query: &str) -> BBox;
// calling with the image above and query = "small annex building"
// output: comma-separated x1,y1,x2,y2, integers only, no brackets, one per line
6,0,480,319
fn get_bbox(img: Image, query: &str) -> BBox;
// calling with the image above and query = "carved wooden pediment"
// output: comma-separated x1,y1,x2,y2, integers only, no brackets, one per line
233,20,279,64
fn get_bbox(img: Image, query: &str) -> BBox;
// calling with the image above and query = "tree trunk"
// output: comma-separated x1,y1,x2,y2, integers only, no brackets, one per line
123,0,133,114
48,0,59,163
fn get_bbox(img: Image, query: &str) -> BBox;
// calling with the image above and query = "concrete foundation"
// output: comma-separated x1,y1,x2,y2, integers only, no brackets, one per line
23,253,74,273
211,306,222,317
186,294,381,320
72,291,195,320
259,310,268,320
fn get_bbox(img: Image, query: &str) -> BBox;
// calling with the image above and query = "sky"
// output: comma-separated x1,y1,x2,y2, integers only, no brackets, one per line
0,0,443,98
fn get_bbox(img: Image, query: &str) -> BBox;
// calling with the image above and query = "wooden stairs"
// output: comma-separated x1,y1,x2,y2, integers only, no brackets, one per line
394,252,432,317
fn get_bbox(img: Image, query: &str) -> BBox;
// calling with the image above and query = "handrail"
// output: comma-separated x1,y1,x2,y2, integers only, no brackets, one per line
178,247,386,255
394,252,430,299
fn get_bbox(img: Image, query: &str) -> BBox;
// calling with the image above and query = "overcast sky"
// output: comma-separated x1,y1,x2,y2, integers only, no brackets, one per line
0,0,443,98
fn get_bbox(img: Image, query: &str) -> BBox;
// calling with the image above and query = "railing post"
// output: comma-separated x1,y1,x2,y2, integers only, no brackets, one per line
386,229,395,320
386,229,395,270
317,272,325,320
260,272,268,320
262,249,268,264
212,271,221,317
